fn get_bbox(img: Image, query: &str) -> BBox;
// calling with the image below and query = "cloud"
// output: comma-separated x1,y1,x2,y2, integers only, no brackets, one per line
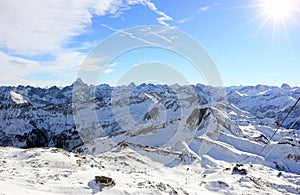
108,62,119,67
0,0,173,86
0,50,86,86
0,52,62,86
101,69,114,74
80,56,116,73
143,1,173,26
0,51,41,85
44,51,85,74
148,28,173,43
128,0,173,26
0,0,126,56
0,0,172,55
0,50,114,86
101,24,160,45
177,16,195,24
198,5,210,12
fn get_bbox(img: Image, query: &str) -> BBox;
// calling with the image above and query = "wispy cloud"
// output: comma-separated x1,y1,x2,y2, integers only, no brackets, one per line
198,5,210,12
148,29,173,44
81,55,116,74
101,24,159,46
177,16,195,24
128,0,173,26
143,1,173,26
0,51,41,85
0,50,86,86
177,3,218,25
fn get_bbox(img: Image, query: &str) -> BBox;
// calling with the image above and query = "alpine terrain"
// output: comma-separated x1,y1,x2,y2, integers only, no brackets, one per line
0,80,299,194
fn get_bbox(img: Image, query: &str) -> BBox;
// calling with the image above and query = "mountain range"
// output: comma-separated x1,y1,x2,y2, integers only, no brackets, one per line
0,80,299,194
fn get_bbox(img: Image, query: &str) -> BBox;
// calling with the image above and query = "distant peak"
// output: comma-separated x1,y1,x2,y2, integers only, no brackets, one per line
72,78,85,86
126,82,136,89
281,83,291,90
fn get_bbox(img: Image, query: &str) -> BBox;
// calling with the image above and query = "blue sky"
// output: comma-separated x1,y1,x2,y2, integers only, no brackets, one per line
0,0,299,87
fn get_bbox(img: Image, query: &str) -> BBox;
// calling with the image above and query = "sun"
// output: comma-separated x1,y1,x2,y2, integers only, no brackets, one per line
251,0,300,39
239,0,300,44
262,0,296,21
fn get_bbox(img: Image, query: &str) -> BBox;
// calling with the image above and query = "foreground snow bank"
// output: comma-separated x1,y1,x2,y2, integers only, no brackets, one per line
0,147,299,194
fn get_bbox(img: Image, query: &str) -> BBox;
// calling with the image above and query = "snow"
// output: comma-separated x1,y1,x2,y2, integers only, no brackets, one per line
0,146,299,194
235,91,248,97
144,92,159,104
9,90,27,104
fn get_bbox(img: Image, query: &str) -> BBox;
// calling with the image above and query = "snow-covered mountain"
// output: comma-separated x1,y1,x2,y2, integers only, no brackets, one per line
0,80,299,194
226,83,300,129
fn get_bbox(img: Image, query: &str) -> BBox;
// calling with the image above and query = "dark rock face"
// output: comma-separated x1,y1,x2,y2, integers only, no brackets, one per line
186,108,210,127
53,127,82,151
0,119,83,150
26,128,49,148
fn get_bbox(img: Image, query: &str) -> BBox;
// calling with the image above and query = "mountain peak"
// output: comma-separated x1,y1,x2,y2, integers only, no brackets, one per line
281,83,291,90
73,78,85,86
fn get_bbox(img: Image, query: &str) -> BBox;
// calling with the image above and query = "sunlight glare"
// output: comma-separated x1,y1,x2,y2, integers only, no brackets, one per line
263,0,296,20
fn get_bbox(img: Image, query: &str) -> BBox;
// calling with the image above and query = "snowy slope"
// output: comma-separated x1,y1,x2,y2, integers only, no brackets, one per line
0,146,299,195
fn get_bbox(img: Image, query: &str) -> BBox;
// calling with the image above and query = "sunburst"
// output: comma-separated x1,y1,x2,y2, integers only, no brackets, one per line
244,0,300,44
262,0,296,21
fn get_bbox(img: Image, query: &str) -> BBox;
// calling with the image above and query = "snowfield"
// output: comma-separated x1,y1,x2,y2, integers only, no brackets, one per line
0,81,299,194
0,146,299,195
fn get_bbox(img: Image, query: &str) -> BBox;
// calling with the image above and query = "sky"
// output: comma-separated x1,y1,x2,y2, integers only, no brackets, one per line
0,0,300,87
